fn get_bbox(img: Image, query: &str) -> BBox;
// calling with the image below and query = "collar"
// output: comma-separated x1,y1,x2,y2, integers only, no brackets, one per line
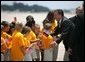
59,18,62,24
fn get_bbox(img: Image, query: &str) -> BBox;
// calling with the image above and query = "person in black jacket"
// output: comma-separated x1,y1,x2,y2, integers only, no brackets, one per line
51,9,75,61
68,4,84,61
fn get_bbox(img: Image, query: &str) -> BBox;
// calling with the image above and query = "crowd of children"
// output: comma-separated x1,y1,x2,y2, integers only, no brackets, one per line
1,11,58,61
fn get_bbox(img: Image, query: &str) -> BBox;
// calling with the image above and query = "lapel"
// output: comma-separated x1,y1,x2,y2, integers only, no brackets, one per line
58,17,63,28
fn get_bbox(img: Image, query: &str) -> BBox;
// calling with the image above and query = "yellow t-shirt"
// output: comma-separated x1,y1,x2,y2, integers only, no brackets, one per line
39,32,53,49
1,32,12,49
26,30,36,43
1,32,11,39
11,30,25,61
1,37,7,53
23,37,30,49
51,19,58,32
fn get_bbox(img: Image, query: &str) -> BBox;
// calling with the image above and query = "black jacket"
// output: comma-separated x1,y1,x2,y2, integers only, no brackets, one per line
51,16,75,51
69,13,84,61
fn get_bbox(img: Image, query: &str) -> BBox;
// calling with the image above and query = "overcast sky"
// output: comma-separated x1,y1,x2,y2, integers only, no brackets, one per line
1,1,83,10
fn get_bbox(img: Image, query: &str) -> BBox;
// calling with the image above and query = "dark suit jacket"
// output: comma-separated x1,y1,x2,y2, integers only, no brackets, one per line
51,16,75,51
69,13,84,61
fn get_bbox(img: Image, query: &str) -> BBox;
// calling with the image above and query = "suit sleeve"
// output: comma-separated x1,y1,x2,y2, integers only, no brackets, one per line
57,20,75,44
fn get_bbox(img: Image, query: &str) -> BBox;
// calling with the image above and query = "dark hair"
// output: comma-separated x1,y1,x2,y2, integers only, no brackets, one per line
7,23,15,35
14,17,17,20
21,26,31,34
1,21,10,27
10,23,15,29
46,11,54,22
25,15,35,28
54,9,64,16
43,19,50,26
44,23,51,30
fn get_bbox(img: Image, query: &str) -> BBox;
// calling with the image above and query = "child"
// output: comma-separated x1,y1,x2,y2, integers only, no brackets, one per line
26,26,38,61
45,11,59,61
1,25,7,61
38,23,56,61
21,26,32,61
34,24,42,61
10,22,25,61
1,21,12,61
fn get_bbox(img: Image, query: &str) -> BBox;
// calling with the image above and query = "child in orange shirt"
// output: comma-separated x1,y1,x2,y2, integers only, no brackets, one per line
1,21,12,61
39,23,56,61
10,23,25,61
46,11,59,61
1,25,7,61
21,26,32,61
26,28,39,61
34,24,43,61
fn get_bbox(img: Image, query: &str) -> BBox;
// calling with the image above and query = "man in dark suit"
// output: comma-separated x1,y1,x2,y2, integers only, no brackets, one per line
51,9,75,61
68,4,84,61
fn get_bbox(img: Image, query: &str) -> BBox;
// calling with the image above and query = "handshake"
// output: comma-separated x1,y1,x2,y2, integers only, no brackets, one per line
50,35,61,48
50,41,58,48
53,34,61,43
50,36,58,48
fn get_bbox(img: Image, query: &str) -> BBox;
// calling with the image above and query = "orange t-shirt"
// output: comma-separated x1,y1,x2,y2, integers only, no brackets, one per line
1,32,11,39
23,37,30,49
1,37,7,53
26,30,36,43
39,32,53,49
1,32,12,49
51,19,58,32
10,30,25,61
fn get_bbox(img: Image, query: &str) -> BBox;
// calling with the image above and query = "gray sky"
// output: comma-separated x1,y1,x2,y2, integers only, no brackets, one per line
1,1,83,10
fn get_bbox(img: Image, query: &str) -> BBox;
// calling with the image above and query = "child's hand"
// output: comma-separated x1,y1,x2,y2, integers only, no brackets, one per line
53,36,57,41
50,41,57,48
25,47,32,53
